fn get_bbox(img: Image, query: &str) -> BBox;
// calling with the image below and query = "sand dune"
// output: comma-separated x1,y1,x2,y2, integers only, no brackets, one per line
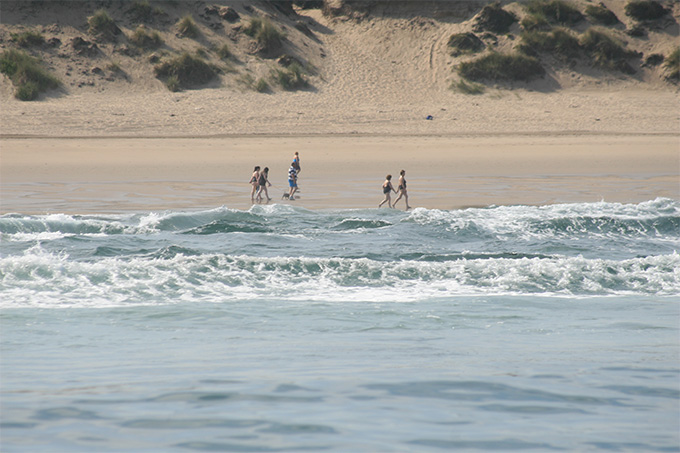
1,1,678,137
0,1,678,213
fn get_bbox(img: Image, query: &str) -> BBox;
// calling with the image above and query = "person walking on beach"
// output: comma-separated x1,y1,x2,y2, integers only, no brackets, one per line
379,174,396,208
249,166,261,202
255,167,272,203
292,152,301,191
288,163,299,201
392,169,412,210
292,152,301,174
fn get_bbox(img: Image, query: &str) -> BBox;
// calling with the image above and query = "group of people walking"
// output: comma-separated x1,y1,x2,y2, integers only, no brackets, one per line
249,153,411,210
249,166,271,202
379,170,411,210
250,152,301,203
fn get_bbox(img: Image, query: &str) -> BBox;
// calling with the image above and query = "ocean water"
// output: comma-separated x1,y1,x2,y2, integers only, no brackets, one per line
1,198,679,452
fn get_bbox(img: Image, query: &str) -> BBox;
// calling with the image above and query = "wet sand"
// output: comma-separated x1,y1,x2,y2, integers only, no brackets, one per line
1,134,677,214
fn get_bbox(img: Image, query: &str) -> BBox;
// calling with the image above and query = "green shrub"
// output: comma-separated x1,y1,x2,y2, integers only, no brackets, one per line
452,79,485,95
217,43,231,59
625,1,667,21
585,4,619,25
274,62,307,90
473,4,517,34
448,33,485,56
664,47,680,82
106,61,124,73
177,15,199,38
0,49,60,100
255,78,269,92
166,75,180,92
580,29,635,73
238,73,255,88
245,17,284,52
129,25,163,49
127,0,154,23
458,52,545,82
293,0,323,8
237,73,268,92
88,9,120,40
243,17,263,36
521,13,552,31
10,30,45,47
154,52,216,90
15,81,40,101
520,27,581,60
525,0,584,25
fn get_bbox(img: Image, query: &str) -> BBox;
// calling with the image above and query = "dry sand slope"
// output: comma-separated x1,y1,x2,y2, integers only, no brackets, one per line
0,1,678,137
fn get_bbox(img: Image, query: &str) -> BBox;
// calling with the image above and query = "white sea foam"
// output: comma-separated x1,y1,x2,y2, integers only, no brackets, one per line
2,249,678,309
1,199,678,308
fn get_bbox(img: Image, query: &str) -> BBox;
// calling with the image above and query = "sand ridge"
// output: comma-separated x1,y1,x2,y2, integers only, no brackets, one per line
1,1,679,137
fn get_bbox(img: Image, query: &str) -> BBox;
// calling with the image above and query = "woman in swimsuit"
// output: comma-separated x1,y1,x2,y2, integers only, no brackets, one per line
249,166,261,202
255,167,271,203
378,174,396,208
392,169,411,210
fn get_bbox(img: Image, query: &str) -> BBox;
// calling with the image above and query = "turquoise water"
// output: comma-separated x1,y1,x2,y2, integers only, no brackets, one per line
1,199,679,451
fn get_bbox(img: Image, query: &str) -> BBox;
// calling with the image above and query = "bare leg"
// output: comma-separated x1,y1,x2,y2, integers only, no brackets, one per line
393,192,403,207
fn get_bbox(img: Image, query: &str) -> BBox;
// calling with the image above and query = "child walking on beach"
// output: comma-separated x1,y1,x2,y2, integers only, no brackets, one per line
293,152,301,174
249,166,260,202
392,169,411,210
288,163,299,201
379,174,396,208
255,167,272,203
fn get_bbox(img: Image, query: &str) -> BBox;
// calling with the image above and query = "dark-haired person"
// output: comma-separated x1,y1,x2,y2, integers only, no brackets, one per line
292,152,301,191
249,166,261,202
378,174,396,208
288,163,299,201
255,167,272,203
392,169,411,210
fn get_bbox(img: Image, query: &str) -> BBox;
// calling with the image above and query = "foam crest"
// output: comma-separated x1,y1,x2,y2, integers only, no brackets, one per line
0,213,127,236
2,200,677,308
2,250,677,308
404,198,680,241
3,198,677,240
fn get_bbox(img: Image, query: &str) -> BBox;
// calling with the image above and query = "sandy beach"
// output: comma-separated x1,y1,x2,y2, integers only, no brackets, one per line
1,133,677,213
1,1,679,213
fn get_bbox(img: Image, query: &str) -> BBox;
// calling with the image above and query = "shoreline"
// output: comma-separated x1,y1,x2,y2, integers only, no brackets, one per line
2,130,678,140
2,134,678,214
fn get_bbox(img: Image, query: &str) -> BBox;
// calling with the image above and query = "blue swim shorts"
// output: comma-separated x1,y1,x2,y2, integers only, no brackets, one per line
289,179,297,188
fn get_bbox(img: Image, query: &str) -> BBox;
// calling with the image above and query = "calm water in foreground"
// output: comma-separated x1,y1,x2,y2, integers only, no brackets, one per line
1,199,679,452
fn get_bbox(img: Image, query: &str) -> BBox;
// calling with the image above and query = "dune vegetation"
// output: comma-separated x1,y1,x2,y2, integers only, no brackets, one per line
0,48,60,100
0,0,677,101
